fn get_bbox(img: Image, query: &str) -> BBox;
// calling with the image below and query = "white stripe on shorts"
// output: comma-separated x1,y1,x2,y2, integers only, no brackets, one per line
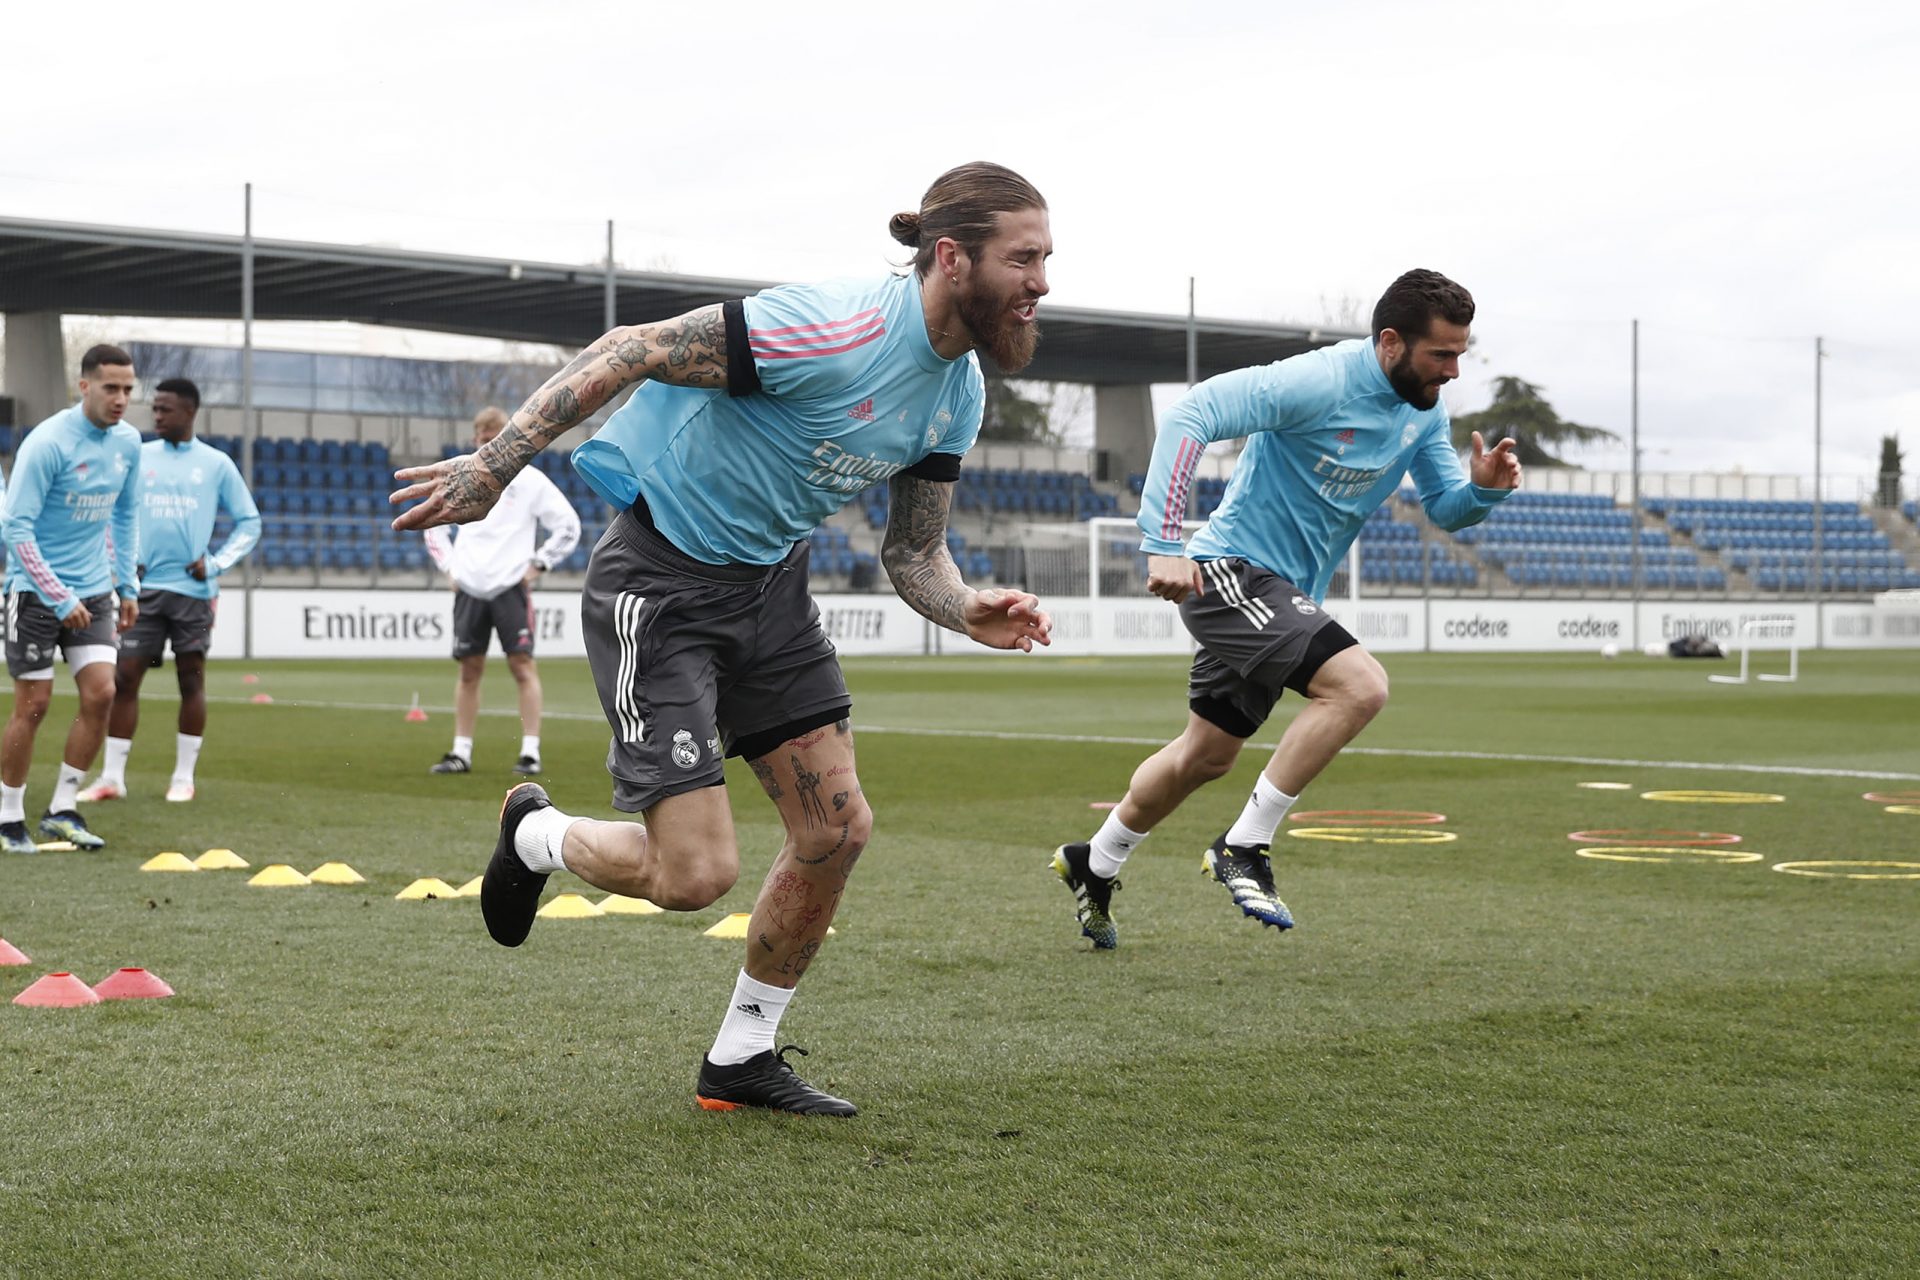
1204,559,1274,629
614,591,647,744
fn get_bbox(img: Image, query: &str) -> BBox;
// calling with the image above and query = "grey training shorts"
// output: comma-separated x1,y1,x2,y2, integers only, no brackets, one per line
451,583,534,659
581,505,850,813
119,588,217,662
1179,557,1358,739
6,591,120,679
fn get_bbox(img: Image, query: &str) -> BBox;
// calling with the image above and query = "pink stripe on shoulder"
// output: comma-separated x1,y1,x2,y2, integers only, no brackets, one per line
748,307,884,340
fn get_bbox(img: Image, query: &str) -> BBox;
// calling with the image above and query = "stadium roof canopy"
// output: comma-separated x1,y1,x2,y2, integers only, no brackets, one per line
0,216,1356,385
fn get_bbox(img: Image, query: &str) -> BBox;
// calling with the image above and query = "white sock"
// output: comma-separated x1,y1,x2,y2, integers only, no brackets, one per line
513,804,579,873
51,763,86,813
101,736,133,786
519,735,540,761
1224,774,1297,848
451,735,474,762
0,784,24,824
1087,812,1148,879
708,970,794,1066
173,733,203,785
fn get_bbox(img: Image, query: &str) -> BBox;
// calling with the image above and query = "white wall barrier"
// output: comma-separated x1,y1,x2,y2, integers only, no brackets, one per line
222,590,1919,659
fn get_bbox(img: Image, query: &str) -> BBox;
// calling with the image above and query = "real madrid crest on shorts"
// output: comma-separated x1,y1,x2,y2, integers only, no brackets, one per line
671,728,700,769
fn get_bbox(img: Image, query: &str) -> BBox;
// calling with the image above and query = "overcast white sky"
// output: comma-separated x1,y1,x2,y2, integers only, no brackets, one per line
5,0,1916,483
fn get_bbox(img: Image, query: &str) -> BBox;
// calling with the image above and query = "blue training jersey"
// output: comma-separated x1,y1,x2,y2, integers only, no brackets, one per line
136,438,262,599
3,405,142,618
572,272,984,565
1136,337,1510,601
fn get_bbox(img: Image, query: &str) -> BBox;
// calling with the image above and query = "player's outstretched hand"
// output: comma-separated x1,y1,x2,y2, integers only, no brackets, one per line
390,454,505,531
1471,431,1523,490
1145,553,1205,603
964,589,1053,652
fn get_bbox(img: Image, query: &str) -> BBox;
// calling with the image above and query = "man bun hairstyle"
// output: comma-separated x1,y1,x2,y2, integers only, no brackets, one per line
889,161,1046,277
1371,269,1475,343
80,343,134,374
155,377,201,408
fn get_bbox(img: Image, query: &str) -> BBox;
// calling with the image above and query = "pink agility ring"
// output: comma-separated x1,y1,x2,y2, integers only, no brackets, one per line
1565,828,1743,847
1861,790,1920,805
1288,809,1447,826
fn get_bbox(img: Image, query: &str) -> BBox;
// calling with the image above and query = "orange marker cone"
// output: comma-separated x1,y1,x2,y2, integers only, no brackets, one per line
14,972,102,1007
93,967,175,1000
404,692,429,723
0,938,30,965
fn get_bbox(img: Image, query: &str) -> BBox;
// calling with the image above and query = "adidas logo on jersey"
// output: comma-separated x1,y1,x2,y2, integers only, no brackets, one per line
847,398,876,421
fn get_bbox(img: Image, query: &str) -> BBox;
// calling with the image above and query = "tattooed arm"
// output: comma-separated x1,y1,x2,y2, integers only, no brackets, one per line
389,306,728,530
882,474,1053,652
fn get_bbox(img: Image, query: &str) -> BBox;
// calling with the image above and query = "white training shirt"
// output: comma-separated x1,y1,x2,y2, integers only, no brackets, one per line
423,464,581,599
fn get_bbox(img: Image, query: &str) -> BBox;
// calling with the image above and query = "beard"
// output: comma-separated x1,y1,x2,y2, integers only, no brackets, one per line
1387,349,1442,410
959,283,1039,373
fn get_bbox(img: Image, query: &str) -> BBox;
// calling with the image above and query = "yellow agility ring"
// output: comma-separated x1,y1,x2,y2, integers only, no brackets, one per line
1640,790,1785,804
1771,860,1920,880
1286,827,1458,845
1576,846,1764,865
1882,805,1920,816
1287,809,1448,826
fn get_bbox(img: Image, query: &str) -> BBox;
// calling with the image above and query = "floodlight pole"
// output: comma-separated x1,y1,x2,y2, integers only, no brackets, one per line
242,181,256,661
1629,318,1640,648
1186,277,1197,388
1813,335,1824,642
604,220,617,333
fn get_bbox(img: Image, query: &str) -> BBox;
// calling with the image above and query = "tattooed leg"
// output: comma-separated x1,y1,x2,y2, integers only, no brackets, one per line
746,731,870,988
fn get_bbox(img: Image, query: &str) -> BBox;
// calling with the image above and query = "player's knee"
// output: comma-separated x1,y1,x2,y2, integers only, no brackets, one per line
76,682,115,719
1346,666,1390,722
791,794,872,868
650,850,739,911
13,690,50,724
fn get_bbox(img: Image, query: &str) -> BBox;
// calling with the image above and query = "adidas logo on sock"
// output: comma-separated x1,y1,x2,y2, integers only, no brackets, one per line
735,1002,765,1018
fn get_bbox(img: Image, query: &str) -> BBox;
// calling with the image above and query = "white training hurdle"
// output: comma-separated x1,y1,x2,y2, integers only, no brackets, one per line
1709,618,1800,685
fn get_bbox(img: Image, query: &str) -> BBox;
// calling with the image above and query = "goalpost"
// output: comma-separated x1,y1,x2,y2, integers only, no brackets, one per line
1708,618,1801,685
1014,516,1205,599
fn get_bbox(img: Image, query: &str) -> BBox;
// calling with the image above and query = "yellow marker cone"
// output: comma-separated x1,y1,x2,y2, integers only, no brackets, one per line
599,894,665,915
248,864,311,887
703,912,835,939
536,893,605,919
395,877,458,900
703,912,751,939
140,852,200,873
308,861,366,885
451,876,484,897
195,848,249,870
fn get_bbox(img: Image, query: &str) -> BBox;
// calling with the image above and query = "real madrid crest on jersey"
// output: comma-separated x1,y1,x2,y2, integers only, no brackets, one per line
671,728,700,769
1402,422,1420,448
925,424,941,448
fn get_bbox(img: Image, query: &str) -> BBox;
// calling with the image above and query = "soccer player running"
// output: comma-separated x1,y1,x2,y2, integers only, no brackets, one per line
0,344,143,854
422,406,581,777
392,162,1054,1115
1052,270,1520,948
78,378,260,805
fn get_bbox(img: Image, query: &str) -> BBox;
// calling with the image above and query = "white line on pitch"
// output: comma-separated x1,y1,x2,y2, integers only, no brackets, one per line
207,695,1920,782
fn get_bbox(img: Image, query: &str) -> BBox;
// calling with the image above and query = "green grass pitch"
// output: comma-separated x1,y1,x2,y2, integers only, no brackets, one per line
2,649,1917,1278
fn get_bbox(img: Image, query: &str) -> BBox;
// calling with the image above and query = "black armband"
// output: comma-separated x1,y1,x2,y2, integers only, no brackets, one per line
903,452,962,482
723,300,761,398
